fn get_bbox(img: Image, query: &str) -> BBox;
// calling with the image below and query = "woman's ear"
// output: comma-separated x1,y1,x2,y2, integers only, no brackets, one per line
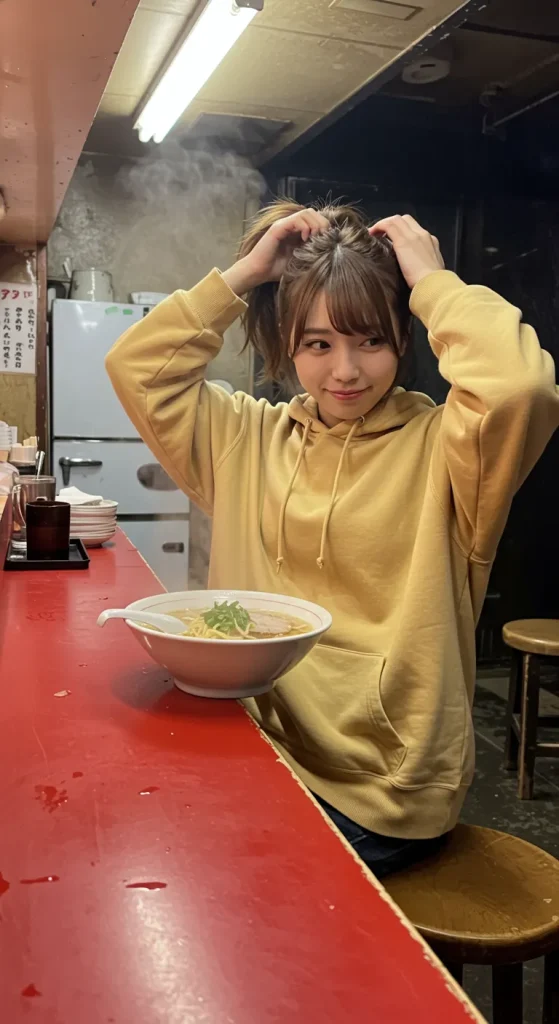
397,329,409,356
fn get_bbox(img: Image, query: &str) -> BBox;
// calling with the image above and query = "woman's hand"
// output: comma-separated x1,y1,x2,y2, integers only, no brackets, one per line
369,214,445,290
222,209,330,296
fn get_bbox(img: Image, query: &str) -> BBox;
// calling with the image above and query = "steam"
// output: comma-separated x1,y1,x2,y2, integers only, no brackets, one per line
49,139,266,300
116,139,264,223
111,140,265,293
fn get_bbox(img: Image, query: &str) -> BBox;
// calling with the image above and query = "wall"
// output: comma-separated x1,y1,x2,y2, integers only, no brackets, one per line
269,94,482,198
0,246,38,444
479,194,559,622
47,144,264,587
479,105,559,622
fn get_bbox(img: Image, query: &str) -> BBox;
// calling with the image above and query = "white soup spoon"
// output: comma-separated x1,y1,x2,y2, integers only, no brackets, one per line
97,608,186,635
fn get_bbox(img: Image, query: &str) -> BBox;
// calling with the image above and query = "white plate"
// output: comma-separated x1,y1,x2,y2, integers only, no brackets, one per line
72,528,116,536
70,509,117,516
70,500,118,512
71,523,117,531
70,516,117,526
71,507,117,515
70,514,117,520
70,511,117,520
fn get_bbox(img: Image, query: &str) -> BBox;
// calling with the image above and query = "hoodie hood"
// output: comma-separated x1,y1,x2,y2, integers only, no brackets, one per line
288,387,435,438
275,388,435,572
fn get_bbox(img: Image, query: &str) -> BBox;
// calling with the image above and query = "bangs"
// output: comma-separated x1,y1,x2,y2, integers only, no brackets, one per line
324,276,394,343
283,250,400,357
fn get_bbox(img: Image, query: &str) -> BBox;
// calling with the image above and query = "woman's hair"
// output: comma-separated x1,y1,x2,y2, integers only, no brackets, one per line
237,199,412,385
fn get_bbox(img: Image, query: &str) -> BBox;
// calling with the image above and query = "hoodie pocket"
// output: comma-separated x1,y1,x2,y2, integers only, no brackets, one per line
272,644,407,778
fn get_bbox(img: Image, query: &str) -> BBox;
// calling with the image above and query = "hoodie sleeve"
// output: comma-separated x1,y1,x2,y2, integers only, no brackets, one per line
105,269,248,515
411,270,559,562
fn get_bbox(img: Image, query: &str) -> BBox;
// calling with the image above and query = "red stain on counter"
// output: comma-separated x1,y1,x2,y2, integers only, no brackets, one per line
21,984,41,998
20,876,59,885
34,785,68,813
125,882,167,891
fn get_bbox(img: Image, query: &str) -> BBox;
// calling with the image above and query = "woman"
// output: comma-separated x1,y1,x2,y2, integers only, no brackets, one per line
106,202,559,878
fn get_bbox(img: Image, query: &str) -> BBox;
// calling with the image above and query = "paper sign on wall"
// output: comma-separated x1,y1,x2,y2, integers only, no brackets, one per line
0,282,37,374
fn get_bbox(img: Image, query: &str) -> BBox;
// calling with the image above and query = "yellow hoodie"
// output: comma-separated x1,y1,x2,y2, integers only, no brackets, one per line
106,268,559,839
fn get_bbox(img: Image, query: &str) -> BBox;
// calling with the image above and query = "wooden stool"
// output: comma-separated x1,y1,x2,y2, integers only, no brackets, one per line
384,825,559,1024
503,620,559,799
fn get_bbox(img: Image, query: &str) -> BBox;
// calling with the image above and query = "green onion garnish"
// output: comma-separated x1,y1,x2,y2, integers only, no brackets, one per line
201,600,251,636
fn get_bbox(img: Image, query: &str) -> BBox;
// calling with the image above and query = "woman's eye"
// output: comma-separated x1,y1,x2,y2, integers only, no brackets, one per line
362,337,381,349
306,340,330,351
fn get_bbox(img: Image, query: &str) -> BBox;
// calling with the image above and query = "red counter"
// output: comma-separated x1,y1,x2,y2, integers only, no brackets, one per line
0,528,482,1023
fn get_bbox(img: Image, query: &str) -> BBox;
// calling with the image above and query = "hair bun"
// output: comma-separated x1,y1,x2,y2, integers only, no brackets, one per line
325,206,365,229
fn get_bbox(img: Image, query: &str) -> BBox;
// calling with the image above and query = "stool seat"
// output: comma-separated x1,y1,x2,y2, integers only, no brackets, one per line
503,619,559,657
384,824,559,965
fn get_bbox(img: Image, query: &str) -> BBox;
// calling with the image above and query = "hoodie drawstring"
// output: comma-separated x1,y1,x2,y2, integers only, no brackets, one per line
316,418,361,570
276,417,362,574
276,418,312,574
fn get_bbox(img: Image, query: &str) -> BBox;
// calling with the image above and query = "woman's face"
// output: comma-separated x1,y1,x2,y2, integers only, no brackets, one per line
292,291,400,428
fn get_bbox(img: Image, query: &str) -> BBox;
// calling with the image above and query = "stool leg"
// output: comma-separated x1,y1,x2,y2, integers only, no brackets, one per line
518,654,540,800
504,650,522,771
492,963,523,1024
543,950,559,1024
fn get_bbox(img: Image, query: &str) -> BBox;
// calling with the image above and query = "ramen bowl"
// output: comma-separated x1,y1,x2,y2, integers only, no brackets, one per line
124,590,332,699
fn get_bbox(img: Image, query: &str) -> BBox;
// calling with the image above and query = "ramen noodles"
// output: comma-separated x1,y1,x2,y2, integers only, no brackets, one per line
169,600,309,640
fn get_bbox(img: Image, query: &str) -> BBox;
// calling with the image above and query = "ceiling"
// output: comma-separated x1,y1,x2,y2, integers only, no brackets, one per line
86,0,472,160
379,0,559,113
0,0,140,246
3,0,557,245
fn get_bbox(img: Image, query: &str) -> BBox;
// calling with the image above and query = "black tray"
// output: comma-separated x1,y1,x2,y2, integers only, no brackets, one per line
4,538,90,571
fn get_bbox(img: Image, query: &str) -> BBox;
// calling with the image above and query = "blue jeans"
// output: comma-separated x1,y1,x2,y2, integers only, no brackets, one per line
314,795,448,879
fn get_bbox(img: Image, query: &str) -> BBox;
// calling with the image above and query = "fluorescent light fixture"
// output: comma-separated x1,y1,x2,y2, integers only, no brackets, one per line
135,0,263,145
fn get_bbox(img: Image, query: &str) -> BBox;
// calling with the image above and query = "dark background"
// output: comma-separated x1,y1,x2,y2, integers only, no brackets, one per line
263,80,559,650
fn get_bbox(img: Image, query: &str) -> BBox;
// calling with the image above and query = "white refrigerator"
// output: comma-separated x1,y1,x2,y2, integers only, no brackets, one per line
51,299,189,591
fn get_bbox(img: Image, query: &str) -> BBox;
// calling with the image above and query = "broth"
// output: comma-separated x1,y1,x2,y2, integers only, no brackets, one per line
168,601,309,640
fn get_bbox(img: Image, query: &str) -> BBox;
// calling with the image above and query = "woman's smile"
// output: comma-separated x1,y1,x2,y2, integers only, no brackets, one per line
326,387,370,402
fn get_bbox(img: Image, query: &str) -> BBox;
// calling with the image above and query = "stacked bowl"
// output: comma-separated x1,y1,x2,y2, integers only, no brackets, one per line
0,422,16,453
70,500,118,548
